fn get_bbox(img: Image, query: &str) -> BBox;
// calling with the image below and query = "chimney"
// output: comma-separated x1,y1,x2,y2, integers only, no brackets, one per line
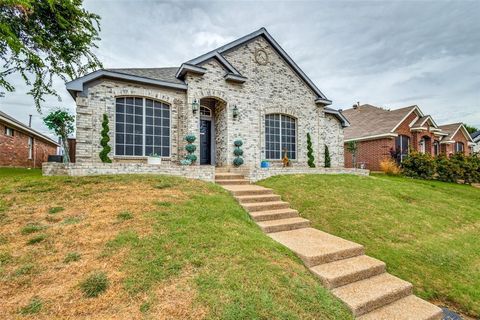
28,114,32,127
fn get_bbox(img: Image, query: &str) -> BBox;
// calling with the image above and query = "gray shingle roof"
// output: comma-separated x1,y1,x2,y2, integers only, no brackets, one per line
438,123,464,141
0,110,59,145
472,130,480,141
342,104,417,140
105,67,184,85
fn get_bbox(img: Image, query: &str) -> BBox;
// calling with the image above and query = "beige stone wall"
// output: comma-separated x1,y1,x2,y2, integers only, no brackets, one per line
185,36,344,168
75,79,186,163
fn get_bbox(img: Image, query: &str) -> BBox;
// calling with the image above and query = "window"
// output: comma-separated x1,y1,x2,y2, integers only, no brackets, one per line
115,97,170,157
28,137,33,159
455,142,464,153
4,127,14,136
433,141,440,156
419,138,426,154
200,106,212,117
265,114,296,160
395,135,410,162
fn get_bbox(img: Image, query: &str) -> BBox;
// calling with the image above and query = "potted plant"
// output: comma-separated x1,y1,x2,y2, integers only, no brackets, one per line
260,159,270,168
147,153,162,165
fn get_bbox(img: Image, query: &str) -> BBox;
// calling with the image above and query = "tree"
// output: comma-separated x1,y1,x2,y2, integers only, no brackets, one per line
324,145,331,168
306,133,315,168
99,114,111,163
0,0,102,111
464,124,478,135
43,109,74,163
346,141,358,168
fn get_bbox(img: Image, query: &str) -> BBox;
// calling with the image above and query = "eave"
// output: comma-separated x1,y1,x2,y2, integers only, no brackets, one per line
344,133,398,143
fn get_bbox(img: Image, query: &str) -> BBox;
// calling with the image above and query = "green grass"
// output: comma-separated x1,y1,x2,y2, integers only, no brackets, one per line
259,174,480,317
64,252,81,263
21,223,46,234
117,211,133,221
80,271,109,298
0,168,352,319
48,206,65,214
19,296,42,315
26,234,47,245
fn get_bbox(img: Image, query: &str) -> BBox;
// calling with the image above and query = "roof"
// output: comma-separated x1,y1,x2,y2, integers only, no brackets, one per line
411,115,438,128
105,67,184,85
471,130,480,141
342,104,419,140
0,110,59,146
438,123,473,142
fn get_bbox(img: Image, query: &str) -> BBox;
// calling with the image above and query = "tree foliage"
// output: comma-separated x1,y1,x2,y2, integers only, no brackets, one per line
43,109,74,163
346,141,358,167
99,113,111,163
0,0,102,111
306,133,315,168
464,124,478,135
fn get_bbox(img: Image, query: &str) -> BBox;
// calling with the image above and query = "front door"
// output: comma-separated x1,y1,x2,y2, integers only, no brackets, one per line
200,119,211,165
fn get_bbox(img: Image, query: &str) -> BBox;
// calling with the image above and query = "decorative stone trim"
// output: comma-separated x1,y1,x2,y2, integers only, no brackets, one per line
246,167,369,182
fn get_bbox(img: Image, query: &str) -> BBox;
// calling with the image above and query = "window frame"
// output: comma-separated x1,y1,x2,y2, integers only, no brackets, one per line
455,141,464,153
4,127,14,137
28,137,33,160
264,113,297,161
113,97,172,158
395,134,410,162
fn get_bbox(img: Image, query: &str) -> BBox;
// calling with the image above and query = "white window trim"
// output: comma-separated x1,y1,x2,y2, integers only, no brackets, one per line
28,137,33,160
264,113,297,160
113,96,172,158
5,127,14,137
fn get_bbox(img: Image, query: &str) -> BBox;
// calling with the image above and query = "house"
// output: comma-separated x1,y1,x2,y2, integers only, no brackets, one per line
342,104,473,171
472,130,480,153
63,28,349,177
0,110,59,168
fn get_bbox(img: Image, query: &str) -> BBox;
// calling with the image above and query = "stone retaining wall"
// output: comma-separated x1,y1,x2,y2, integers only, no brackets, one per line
42,162,215,182
245,166,369,182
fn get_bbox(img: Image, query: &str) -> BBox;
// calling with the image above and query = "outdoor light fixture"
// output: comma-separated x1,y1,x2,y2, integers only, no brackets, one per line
232,105,239,118
192,99,199,113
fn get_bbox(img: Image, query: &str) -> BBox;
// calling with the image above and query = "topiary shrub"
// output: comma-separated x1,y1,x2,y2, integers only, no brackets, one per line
185,144,196,153
185,134,196,143
99,114,112,163
401,151,435,179
185,154,197,162
182,134,197,165
324,145,331,168
307,133,315,168
233,139,244,167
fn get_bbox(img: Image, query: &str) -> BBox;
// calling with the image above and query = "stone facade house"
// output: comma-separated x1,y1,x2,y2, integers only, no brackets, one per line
64,28,348,176
342,104,473,171
0,110,58,168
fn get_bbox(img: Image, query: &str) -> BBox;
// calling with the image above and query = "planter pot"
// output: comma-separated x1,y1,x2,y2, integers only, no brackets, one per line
147,157,162,165
260,161,270,168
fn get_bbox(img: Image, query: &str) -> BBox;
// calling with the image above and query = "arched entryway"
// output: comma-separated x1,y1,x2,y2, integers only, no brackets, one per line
419,136,431,154
199,97,227,166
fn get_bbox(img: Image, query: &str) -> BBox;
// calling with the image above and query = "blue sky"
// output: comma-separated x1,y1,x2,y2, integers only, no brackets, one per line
1,0,479,137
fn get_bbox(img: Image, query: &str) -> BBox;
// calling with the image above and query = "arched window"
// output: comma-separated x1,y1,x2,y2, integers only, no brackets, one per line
115,97,170,157
455,142,464,154
200,106,212,117
265,114,296,160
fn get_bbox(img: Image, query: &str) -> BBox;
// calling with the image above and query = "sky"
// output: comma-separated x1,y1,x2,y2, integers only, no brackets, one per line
1,0,479,138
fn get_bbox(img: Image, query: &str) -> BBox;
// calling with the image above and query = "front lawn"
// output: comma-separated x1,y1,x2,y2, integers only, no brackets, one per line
0,168,351,319
259,174,480,318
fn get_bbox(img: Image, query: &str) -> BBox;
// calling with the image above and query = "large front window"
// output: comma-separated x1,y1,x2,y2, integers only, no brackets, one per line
455,142,464,153
395,135,410,162
265,114,296,160
115,97,170,157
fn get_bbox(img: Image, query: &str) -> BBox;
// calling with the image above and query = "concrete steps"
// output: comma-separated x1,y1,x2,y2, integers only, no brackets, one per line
310,255,386,289
257,217,310,233
332,273,413,316
216,170,442,320
357,295,444,320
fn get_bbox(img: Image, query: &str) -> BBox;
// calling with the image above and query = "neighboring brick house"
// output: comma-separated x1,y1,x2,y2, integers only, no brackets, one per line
342,104,473,171
0,110,58,168
65,28,349,172
472,130,480,153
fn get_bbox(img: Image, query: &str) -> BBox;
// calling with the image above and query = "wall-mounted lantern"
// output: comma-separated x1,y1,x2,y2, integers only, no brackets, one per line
232,105,239,119
192,99,199,113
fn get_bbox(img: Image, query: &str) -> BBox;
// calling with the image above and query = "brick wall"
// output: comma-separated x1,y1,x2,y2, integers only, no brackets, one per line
443,129,471,155
344,138,394,171
0,122,57,168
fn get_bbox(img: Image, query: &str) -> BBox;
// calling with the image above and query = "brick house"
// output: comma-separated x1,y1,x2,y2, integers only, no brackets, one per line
64,28,349,176
0,110,59,168
472,131,480,153
342,104,473,171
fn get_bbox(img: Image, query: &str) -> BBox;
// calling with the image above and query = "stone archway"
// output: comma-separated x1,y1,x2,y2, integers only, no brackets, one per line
199,97,227,166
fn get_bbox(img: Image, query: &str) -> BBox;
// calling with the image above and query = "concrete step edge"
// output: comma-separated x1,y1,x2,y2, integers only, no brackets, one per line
258,217,310,233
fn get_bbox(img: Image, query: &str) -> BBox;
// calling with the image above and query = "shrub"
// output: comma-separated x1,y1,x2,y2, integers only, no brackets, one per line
80,271,109,298
64,252,81,263
233,157,244,167
99,114,112,163
233,139,244,167
19,296,42,315
185,154,197,162
185,134,196,143
234,140,243,147
233,148,244,156
324,145,331,168
185,144,196,153
401,152,435,179
307,133,315,168
436,154,461,183
379,159,401,175
449,153,480,184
